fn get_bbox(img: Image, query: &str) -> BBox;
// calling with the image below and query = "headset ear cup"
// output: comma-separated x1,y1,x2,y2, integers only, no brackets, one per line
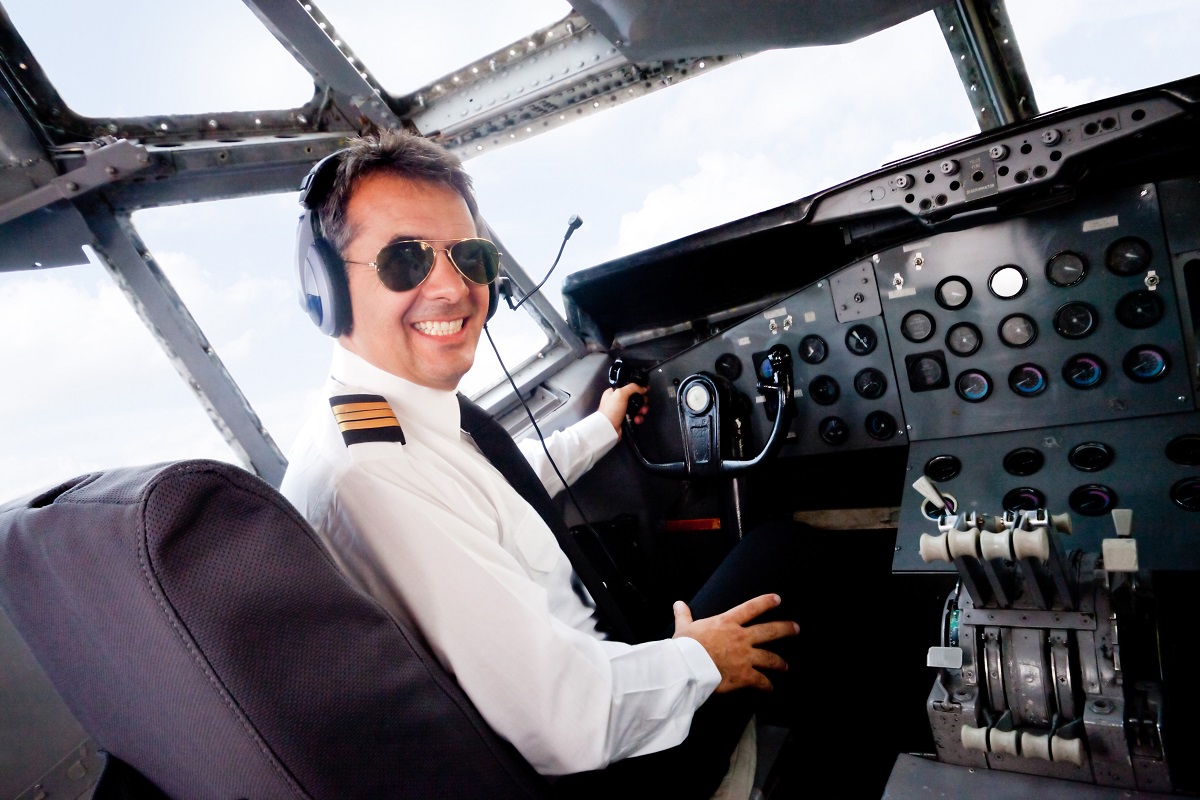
295,209,352,337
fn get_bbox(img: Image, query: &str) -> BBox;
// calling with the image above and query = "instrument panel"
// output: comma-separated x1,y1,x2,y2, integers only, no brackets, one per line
627,178,1200,571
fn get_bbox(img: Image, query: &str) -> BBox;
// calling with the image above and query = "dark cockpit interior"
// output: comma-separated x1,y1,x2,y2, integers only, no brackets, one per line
2,1,1200,798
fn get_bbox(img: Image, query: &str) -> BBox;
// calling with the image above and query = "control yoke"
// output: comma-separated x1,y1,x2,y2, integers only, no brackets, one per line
611,348,794,478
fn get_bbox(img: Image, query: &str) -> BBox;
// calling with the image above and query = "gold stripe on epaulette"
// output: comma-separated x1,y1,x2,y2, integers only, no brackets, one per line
338,417,400,432
333,401,394,416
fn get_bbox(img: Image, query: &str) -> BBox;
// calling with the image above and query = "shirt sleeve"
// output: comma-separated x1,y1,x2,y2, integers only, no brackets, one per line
324,454,719,775
516,411,619,496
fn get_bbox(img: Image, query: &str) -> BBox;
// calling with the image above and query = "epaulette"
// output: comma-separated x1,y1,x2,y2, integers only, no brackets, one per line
329,394,406,446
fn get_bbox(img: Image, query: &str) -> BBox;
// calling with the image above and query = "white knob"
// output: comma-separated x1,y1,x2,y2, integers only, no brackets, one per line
1012,527,1050,562
1051,512,1074,534
919,532,952,563
1022,731,1051,761
991,729,1019,756
912,475,946,510
948,528,980,560
1111,508,1132,537
1052,735,1084,766
980,530,1013,561
961,724,988,752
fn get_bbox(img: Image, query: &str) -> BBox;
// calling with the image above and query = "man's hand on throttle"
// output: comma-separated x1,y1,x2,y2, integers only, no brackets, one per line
672,593,798,693
599,383,649,438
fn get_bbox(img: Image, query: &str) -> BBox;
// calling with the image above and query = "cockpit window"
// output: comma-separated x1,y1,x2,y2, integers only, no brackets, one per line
1,0,314,116
467,11,980,315
316,0,573,94
1008,0,1200,109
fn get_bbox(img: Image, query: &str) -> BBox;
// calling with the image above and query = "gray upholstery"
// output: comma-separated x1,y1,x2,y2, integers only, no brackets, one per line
0,460,552,799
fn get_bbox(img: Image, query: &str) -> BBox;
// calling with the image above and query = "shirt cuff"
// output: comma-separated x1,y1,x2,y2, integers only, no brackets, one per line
674,635,722,696
576,410,620,457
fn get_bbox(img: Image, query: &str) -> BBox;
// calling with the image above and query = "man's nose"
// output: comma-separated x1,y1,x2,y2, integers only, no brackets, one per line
420,248,470,300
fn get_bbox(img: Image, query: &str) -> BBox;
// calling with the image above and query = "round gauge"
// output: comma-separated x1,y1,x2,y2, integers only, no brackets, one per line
924,455,961,482
1003,447,1044,476
1122,345,1169,383
854,367,888,400
1105,237,1151,276
1053,301,1098,339
865,410,898,441
1069,442,1114,472
999,314,1038,348
1115,290,1164,329
1008,363,1048,397
901,310,936,343
955,370,992,403
1046,251,1088,287
945,322,982,356
715,353,743,381
935,276,973,310
1166,434,1200,466
1003,487,1046,512
922,495,957,520
907,353,947,391
819,416,849,446
798,334,828,365
845,324,877,356
1069,484,1117,516
1171,477,1200,512
809,375,840,405
989,265,1028,299
1062,354,1106,389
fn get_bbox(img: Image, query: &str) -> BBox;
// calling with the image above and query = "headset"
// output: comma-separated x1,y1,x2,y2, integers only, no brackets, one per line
295,150,500,337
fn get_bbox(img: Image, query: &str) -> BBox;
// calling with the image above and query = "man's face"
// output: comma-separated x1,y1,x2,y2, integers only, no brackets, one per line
338,173,489,391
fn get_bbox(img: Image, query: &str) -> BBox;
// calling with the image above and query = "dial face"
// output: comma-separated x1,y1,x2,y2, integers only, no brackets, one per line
989,265,1028,299
901,310,936,343
1171,477,1200,512
1046,251,1088,287
854,367,888,399
1105,236,1151,276
845,324,877,356
1054,302,1098,339
1062,354,1106,389
999,314,1037,348
924,455,962,482
936,276,972,310
809,375,840,405
1003,447,1045,476
864,410,897,440
819,416,849,446
1069,484,1117,516
1069,442,1114,472
1003,487,1046,511
1166,435,1200,466
798,334,828,365
1008,363,1048,397
1115,290,1164,329
955,370,992,402
1123,345,1169,383
715,353,743,381
907,353,948,391
945,322,982,356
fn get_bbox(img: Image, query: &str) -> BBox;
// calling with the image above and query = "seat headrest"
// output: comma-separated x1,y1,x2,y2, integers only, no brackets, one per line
0,460,548,800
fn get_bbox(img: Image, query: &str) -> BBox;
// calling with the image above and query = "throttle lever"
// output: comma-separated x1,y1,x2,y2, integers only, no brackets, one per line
608,358,650,417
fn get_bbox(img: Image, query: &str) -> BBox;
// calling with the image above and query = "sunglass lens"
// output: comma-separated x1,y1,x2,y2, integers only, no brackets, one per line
375,241,435,292
450,239,501,285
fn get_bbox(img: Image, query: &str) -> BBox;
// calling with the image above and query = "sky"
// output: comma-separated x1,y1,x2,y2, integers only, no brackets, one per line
2,0,1199,502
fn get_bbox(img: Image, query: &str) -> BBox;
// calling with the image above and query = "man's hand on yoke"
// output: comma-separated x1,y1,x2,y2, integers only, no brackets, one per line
599,383,649,437
671,593,798,693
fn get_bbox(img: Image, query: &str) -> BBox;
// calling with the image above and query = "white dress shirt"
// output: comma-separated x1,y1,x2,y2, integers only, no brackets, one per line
280,344,721,775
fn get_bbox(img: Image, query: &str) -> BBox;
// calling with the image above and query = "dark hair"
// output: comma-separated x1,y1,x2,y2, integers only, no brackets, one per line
316,129,481,255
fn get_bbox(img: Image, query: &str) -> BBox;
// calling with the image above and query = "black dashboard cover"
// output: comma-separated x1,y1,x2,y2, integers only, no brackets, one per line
0,460,549,800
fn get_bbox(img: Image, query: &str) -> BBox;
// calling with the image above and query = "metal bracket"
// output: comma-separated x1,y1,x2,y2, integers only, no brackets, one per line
935,0,1038,130
0,137,150,227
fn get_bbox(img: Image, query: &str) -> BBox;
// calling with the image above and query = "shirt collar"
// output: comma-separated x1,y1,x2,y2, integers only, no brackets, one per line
329,343,463,439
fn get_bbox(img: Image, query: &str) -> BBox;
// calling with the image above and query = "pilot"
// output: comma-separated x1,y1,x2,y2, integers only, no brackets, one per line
280,129,801,799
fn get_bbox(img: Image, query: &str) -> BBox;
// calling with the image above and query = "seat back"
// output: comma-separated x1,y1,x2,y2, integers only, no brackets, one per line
0,460,550,800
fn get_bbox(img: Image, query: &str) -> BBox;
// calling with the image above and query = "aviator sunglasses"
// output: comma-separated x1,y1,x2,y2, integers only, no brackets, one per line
343,238,501,292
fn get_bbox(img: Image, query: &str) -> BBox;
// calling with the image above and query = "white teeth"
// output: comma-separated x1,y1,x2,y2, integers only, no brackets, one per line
414,319,464,336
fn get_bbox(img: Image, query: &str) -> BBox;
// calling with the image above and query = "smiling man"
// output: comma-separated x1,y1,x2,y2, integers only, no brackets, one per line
280,129,800,799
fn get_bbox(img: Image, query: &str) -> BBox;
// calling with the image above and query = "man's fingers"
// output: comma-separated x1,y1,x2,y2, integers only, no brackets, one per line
747,620,801,645
750,649,789,674
724,593,782,625
672,600,694,634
